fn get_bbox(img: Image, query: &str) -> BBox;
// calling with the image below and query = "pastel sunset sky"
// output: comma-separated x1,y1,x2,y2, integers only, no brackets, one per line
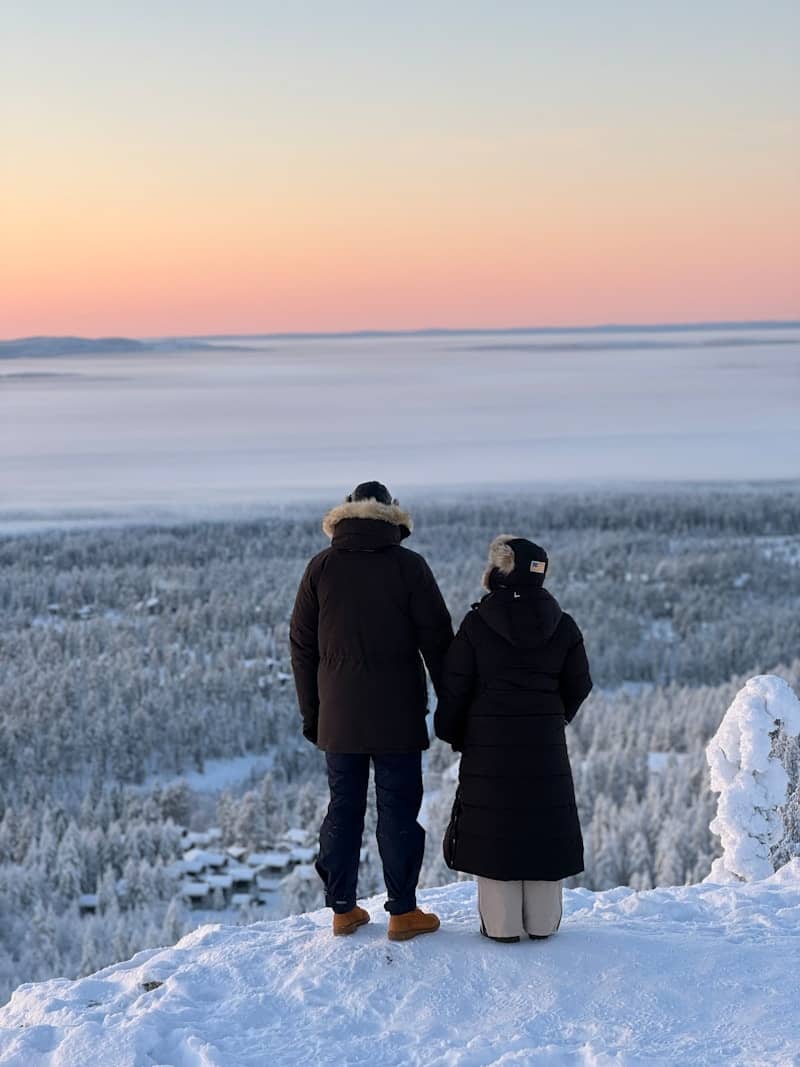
2,1,798,337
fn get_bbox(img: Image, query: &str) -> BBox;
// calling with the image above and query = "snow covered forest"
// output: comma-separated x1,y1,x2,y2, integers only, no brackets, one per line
2,483,800,1004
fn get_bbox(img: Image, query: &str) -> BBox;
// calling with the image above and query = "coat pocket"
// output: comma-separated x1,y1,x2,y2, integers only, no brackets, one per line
443,787,462,870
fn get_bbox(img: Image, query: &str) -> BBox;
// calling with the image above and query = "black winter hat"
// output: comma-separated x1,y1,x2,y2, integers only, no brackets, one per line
347,480,394,505
482,535,549,592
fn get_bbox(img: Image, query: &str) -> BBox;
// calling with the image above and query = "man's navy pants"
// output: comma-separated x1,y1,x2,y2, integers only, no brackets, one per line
315,752,425,915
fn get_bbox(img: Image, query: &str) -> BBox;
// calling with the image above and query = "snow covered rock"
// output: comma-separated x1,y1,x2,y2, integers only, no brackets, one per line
2,869,800,1067
706,674,800,883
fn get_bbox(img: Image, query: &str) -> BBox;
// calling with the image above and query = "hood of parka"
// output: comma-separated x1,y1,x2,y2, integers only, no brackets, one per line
475,585,563,649
322,498,413,550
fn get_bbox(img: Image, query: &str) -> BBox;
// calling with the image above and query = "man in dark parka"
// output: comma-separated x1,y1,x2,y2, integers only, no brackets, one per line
435,534,592,941
290,481,453,939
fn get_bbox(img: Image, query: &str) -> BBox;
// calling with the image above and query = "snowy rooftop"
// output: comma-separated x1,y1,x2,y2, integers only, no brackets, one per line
181,848,226,869
289,863,317,882
179,881,210,899
225,867,256,883
289,846,317,863
204,874,233,890
181,832,213,849
245,851,291,869
2,864,798,1065
256,876,282,892
281,827,312,846
178,856,205,876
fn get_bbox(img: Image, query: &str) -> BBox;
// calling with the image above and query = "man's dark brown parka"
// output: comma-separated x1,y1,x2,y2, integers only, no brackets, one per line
290,499,453,754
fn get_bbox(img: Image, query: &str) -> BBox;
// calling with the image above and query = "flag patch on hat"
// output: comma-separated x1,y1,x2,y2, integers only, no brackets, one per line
530,560,546,573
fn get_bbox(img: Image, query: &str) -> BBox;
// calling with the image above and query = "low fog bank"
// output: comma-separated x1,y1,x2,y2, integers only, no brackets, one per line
2,327,798,532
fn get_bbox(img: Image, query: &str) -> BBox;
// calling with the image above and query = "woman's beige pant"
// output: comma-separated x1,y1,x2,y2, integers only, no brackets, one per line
477,876,563,939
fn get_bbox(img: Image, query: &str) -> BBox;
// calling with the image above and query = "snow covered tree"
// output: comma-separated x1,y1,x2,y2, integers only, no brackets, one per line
260,772,286,831
625,830,653,888
216,793,238,845
160,782,192,826
37,817,59,876
654,817,685,887
56,822,83,902
30,901,58,972
79,920,102,977
705,675,800,883
112,919,130,964
234,790,268,847
97,865,119,916
161,896,187,945
282,866,321,916
293,782,325,832
771,719,800,868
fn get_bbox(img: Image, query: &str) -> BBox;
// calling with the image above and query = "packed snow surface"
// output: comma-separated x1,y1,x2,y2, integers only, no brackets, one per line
2,326,799,529
2,864,799,1067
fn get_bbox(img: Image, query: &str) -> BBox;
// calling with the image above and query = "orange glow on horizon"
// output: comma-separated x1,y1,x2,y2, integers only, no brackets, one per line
5,150,799,337
3,8,798,337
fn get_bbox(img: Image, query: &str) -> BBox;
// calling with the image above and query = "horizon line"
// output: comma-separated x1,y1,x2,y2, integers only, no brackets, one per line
3,317,800,345
170,318,800,342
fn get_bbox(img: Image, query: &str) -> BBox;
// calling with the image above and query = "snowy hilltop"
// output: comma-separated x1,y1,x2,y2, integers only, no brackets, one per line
1,863,799,1067
1,675,798,1065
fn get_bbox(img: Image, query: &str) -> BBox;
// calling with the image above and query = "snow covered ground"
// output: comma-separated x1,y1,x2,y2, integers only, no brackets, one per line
2,325,799,531
2,862,798,1067
135,754,275,797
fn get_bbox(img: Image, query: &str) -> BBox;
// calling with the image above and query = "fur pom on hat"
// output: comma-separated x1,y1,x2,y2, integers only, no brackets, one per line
481,534,548,592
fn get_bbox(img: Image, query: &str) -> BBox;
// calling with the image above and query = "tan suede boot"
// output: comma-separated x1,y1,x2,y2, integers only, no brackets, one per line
387,908,440,941
332,905,370,936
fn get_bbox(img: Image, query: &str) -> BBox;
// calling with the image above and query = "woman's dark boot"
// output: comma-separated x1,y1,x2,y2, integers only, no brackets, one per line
480,921,520,944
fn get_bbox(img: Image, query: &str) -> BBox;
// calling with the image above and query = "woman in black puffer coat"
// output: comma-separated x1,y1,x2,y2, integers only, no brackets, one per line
434,535,592,943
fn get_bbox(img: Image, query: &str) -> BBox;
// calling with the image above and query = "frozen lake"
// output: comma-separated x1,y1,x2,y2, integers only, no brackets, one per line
1,326,798,529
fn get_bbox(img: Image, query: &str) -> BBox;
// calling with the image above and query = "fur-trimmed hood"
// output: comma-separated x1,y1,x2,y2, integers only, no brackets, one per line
322,498,414,540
